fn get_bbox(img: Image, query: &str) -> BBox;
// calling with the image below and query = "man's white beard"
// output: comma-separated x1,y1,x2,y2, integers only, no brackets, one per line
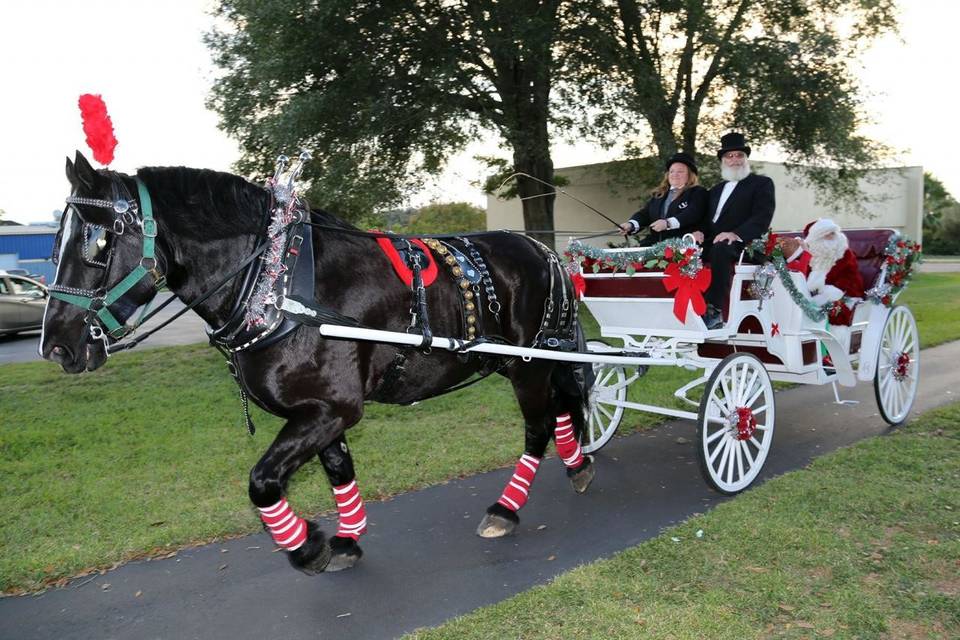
721,160,750,182
807,232,848,274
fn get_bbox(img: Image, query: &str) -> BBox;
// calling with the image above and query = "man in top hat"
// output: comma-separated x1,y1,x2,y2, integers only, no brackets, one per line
619,151,708,246
701,132,776,329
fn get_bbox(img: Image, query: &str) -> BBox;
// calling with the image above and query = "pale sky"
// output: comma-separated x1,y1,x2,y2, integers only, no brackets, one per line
0,0,956,225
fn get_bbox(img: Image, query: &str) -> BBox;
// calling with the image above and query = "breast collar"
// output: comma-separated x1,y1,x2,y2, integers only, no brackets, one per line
207,214,316,353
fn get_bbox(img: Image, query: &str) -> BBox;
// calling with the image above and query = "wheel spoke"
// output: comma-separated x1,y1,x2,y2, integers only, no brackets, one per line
710,393,728,417
596,367,615,387
745,384,766,408
726,439,737,485
736,363,749,403
741,439,756,467
597,403,615,420
751,404,768,417
735,440,745,480
709,435,729,465
739,368,760,405
604,378,632,393
719,371,735,411
705,425,727,444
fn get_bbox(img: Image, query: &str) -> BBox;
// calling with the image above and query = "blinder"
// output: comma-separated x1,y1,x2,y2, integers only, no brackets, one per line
49,177,165,341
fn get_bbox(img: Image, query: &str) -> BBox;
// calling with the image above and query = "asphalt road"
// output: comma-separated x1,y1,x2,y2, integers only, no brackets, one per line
1,339,957,640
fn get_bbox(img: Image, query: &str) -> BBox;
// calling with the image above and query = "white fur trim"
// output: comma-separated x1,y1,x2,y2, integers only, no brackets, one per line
821,284,844,302
808,270,826,293
806,218,840,241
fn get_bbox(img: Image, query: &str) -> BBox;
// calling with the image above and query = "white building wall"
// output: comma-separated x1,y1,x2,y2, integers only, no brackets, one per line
486,161,923,250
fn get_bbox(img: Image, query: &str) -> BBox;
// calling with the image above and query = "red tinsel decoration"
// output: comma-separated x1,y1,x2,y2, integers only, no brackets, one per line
78,94,117,165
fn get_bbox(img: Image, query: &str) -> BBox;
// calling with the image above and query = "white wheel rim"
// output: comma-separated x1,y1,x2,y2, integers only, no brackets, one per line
877,307,920,423
582,362,628,453
701,356,774,493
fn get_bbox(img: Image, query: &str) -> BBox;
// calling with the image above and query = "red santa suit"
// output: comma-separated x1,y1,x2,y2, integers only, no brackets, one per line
785,219,865,325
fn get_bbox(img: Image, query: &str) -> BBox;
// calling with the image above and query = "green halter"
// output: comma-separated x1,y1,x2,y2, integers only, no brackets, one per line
50,178,164,338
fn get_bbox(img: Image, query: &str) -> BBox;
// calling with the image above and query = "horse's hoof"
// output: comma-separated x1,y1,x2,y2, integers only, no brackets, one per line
325,535,363,572
567,455,595,494
287,521,331,575
476,503,519,538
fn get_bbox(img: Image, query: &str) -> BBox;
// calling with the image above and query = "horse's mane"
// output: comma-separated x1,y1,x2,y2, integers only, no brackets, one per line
135,165,361,240
135,166,270,239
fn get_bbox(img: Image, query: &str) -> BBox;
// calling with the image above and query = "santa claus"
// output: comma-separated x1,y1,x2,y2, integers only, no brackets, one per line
781,218,865,325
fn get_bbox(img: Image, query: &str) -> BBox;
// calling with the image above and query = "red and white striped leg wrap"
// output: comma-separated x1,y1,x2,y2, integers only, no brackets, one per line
497,454,541,512
258,498,308,551
333,480,367,540
554,413,584,468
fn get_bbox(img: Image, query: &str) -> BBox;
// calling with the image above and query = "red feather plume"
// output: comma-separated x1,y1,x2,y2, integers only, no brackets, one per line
78,94,118,166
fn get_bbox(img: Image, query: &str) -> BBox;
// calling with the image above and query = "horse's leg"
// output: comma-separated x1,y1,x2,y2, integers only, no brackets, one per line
477,364,555,538
317,434,367,571
552,362,596,494
555,410,595,494
249,417,352,575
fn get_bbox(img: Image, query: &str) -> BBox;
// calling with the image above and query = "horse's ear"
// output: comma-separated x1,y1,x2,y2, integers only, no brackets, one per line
73,150,96,189
65,156,75,183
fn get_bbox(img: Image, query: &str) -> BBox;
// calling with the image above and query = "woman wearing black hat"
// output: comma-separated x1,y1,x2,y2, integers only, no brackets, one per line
619,152,708,246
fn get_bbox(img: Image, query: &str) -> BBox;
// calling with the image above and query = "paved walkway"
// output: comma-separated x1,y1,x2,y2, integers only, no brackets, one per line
1,341,957,640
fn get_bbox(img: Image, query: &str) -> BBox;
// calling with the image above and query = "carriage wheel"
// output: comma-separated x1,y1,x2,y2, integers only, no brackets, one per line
696,352,775,495
581,340,628,454
874,305,920,426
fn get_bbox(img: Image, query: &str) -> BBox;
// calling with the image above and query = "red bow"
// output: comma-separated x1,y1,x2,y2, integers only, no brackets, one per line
570,272,586,299
662,263,711,323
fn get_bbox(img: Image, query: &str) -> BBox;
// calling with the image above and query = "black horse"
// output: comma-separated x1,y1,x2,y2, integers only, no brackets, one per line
41,151,595,573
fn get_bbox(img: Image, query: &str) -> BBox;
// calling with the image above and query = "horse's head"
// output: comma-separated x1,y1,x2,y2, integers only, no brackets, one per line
41,151,164,373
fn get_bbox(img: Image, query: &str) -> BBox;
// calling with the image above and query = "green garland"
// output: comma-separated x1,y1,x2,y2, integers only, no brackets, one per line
748,229,848,322
565,237,703,275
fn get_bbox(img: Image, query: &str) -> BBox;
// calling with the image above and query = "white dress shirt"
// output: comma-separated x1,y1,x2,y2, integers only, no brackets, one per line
713,180,739,223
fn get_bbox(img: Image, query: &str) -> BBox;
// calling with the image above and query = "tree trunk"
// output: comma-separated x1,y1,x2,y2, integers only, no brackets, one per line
512,132,556,250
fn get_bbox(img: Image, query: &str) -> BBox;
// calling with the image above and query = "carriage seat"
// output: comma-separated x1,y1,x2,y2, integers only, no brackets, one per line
777,228,895,291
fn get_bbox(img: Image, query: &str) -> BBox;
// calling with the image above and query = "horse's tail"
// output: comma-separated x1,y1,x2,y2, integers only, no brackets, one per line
550,322,595,443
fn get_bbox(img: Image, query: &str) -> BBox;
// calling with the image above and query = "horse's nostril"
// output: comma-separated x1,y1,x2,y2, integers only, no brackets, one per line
52,346,65,356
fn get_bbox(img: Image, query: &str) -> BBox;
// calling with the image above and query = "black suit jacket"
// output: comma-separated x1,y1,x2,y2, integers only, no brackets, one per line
706,173,775,244
629,185,708,246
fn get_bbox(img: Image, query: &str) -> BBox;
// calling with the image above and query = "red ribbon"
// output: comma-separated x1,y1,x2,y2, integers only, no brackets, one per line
662,263,711,323
571,272,586,299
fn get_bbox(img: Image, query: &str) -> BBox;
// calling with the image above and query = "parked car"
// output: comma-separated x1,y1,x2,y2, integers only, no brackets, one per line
0,273,48,335
1,268,45,283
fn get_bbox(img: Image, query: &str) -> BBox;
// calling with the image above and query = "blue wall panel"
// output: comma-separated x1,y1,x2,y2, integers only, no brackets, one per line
0,233,57,260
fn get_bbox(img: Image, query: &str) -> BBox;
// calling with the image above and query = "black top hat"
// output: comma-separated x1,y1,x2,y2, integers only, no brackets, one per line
664,151,698,175
717,132,751,158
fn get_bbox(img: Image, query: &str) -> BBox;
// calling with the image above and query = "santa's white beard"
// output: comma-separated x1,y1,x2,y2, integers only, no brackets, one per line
807,233,847,274
721,160,750,182
806,232,848,301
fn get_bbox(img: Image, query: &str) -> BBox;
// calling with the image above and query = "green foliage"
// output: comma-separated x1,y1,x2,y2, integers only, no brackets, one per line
922,173,960,255
206,0,595,235
576,0,899,215
401,202,485,234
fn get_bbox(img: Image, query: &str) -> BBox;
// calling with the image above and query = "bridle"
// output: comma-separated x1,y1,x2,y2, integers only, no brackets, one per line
48,177,165,342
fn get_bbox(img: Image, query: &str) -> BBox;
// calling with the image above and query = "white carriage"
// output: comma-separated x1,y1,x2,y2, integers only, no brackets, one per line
575,228,920,494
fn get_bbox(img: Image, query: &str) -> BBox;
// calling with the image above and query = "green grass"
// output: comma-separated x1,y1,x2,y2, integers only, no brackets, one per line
406,402,960,640
0,272,956,593
896,272,960,348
